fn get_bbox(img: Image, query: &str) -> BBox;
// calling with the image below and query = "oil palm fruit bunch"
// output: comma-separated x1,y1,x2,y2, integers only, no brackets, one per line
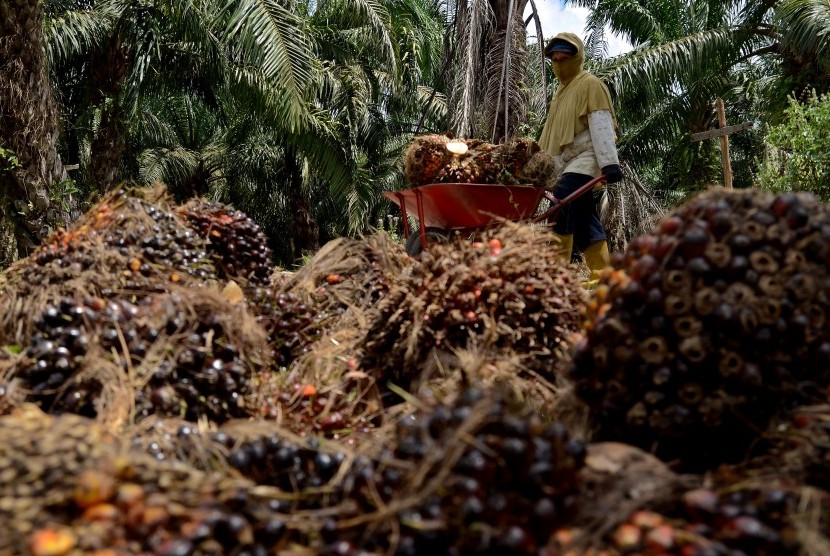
503,138,556,188
0,406,316,555
248,287,327,367
362,222,585,387
322,385,585,555
404,134,454,185
100,193,217,284
129,421,349,500
570,189,830,468
178,199,273,286
11,291,266,424
404,135,555,187
766,406,830,489
215,430,348,500
578,486,809,555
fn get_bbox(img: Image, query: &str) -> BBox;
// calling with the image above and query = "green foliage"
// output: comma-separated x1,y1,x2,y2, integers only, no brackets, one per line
0,145,21,173
757,93,830,199
50,178,81,212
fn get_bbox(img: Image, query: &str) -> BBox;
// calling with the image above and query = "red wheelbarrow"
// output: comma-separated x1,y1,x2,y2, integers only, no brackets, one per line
383,175,607,256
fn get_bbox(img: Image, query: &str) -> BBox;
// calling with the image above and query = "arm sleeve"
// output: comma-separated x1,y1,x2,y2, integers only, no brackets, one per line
588,110,619,169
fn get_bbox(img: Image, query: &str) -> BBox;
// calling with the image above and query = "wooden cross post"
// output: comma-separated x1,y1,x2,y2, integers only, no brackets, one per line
690,98,753,189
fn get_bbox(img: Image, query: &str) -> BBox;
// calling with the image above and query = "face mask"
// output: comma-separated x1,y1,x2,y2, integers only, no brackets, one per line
552,55,581,83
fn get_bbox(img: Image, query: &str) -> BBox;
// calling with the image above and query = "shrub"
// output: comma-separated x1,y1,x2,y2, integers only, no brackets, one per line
757,92,830,199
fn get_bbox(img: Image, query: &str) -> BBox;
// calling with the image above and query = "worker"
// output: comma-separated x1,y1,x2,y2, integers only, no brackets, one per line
538,32,623,280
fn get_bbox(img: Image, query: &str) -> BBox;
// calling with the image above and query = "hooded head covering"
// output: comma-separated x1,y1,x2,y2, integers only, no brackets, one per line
538,32,617,157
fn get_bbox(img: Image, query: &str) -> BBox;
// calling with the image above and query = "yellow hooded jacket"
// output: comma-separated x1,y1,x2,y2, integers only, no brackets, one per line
538,33,618,178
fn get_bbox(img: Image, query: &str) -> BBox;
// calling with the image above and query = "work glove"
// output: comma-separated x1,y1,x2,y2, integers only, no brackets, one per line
601,164,624,184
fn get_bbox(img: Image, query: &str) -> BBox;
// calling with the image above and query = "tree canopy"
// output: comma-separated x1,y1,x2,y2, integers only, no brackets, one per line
1,0,828,266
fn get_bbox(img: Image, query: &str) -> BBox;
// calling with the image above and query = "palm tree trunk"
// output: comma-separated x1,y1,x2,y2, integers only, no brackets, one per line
0,0,74,267
87,103,127,193
487,0,528,142
285,148,319,260
86,33,130,194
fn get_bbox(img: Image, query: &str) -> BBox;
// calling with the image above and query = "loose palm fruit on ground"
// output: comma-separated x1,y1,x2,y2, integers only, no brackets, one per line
570,189,830,469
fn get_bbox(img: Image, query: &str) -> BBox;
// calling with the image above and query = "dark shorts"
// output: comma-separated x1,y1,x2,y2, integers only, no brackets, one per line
550,172,607,252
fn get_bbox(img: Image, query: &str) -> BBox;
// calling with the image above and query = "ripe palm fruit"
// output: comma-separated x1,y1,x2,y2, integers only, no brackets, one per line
178,199,274,286
570,189,830,469
403,135,555,187
336,385,586,555
361,222,585,388
404,134,454,185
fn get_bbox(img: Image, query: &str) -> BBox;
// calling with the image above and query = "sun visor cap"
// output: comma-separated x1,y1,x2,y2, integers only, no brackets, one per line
545,38,578,57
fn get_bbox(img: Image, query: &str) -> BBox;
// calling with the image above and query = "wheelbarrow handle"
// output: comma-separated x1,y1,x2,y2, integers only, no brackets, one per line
532,174,608,224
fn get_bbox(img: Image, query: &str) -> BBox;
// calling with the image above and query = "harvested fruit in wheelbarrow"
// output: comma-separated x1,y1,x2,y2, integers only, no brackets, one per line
404,135,556,188
569,188,830,470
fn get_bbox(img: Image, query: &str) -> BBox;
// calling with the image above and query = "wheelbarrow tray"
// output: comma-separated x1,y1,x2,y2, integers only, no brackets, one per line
382,182,545,230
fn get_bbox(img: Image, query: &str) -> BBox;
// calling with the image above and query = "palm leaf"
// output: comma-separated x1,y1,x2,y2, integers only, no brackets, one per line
224,0,315,129
776,0,830,70
44,9,114,63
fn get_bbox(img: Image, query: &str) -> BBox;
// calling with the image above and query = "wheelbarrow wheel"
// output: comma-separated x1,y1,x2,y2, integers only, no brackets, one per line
405,227,449,257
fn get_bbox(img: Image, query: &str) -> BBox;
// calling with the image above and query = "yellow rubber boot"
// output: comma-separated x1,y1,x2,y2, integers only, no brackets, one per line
584,240,610,281
554,233,574,263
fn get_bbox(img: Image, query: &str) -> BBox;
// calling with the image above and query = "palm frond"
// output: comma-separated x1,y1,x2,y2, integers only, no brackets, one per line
138,147,200,185
331,0,397,73
44,9,113,63
776,0,830,70
224,0,315,128
599,28,740,103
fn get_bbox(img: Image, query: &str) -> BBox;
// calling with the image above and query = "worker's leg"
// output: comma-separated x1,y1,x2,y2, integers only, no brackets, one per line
551,173,595,263
580,188,611,280
556,233,574,262
584,240,610,280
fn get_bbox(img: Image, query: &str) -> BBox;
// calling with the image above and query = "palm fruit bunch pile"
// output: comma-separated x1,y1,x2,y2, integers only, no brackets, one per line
404,135,555,187
569,189,830,467
765,406,830,489
0,187,217,346
0,406,314,556
178,198,274,287
6,289,268,424
250,234,410,369
312,385,586,555
361,222,585,387
552,481,828,555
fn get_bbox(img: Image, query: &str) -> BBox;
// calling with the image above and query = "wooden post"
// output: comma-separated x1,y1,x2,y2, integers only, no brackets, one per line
690,99,753,189
715,98,732,189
